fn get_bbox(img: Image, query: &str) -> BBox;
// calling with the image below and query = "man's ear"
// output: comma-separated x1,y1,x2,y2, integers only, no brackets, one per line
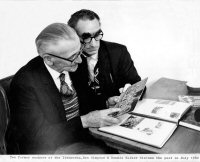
43,55,53,66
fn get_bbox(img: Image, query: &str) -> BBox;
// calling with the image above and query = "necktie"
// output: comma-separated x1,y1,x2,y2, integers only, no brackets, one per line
59,73,79,121
87,56,98,81
59,73,74,96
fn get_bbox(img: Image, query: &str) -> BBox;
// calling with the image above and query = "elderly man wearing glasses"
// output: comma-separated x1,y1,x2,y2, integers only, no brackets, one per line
7,23,121,154
68,9,143,128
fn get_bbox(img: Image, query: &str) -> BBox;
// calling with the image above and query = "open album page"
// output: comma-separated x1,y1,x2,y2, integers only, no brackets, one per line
109,77,148,118
132,99,191,123
99,114,177,148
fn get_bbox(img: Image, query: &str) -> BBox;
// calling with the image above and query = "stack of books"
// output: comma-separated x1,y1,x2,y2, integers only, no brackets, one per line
178,95,200,131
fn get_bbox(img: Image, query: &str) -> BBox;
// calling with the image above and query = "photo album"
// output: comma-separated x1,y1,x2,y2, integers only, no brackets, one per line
99,78,192,148
178,95,200,131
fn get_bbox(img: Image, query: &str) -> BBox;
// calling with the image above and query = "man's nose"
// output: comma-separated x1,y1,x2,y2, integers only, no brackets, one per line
90,38,98,47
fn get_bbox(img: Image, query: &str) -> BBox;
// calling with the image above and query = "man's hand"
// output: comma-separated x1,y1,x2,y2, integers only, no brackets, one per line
119,83,131,93
106,83,131,108
107,96,120,108
81,108,121,128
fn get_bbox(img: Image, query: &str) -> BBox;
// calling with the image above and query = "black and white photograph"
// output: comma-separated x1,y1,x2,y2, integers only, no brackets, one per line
1,0,200,161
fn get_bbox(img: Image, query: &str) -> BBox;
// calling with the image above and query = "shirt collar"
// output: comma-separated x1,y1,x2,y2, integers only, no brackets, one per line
44,62,60,80
44,62,70,80
88,53,98,61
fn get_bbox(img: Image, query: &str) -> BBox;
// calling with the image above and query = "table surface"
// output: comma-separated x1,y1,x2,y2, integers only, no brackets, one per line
89,77,200,154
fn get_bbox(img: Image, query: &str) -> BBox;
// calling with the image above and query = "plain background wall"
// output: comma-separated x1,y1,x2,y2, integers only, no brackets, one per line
1,0,200,86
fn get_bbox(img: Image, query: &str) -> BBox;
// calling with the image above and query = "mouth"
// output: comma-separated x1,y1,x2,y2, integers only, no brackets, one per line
66,65,78,72
86,49,98,53
70,64,78,68
72,64,79,69
85,47,98,51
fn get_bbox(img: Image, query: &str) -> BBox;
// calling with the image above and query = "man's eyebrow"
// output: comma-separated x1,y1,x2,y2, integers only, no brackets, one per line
67,46,82,60
82,33,91,38
67,51,79,60
94,29,102,36
81,29,102,38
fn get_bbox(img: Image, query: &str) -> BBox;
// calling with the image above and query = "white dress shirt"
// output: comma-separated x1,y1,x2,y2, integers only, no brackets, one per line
44,62,73,91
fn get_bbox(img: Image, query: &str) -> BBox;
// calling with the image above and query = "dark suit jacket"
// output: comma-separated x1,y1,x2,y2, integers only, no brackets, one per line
7,40,142,154
74,40,142,113
7,56,92,154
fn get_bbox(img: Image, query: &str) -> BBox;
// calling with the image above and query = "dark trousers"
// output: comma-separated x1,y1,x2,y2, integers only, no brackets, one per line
54,138,118,154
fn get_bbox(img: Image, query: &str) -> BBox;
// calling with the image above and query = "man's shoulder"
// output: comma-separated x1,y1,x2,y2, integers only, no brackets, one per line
100,40,129,59
101,40,126,49
15,56,42,74
12,56,43,84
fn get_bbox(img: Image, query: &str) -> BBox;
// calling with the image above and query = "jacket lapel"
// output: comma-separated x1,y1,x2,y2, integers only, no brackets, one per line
98,41,115,96
36,57,66,120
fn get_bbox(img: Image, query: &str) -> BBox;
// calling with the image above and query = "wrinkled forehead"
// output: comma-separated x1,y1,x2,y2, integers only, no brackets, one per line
45,38,81,57
75,18,101,36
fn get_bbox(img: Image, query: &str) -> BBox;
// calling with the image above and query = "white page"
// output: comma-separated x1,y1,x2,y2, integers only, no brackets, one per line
99,114,177,148
132,99,191,123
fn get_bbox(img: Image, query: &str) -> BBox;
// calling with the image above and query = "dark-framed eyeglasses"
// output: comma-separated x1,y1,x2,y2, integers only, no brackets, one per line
45,45,85,64
81,30,103,44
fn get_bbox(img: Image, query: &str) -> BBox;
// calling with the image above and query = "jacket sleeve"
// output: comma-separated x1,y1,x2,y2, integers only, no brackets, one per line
9,80,43,139
117,45,141,87
8,74,83,153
